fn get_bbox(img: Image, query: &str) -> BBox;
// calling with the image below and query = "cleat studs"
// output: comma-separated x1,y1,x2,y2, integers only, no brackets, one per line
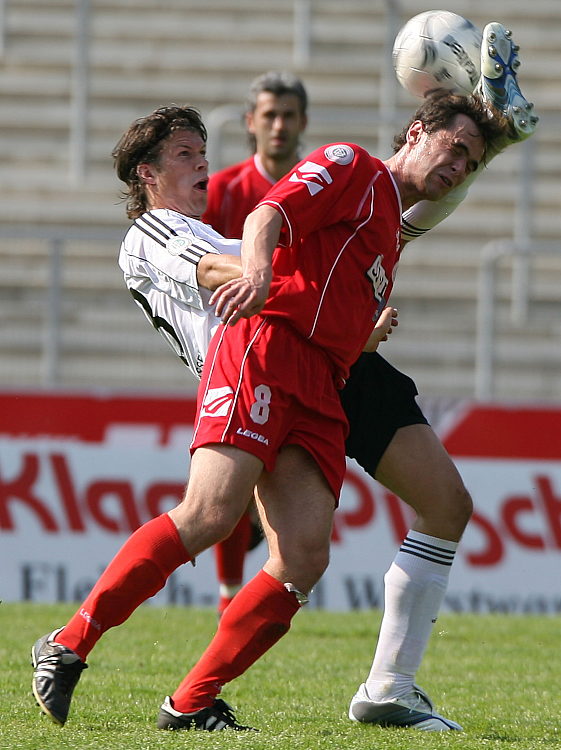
513,106,521,114
505,29,512,38
513,59,521,70
526,102,534,110
488,31,496,42
519,119,528,128
513,45,520,52
530,116,539,125
494,62,503,74
488,45,497,57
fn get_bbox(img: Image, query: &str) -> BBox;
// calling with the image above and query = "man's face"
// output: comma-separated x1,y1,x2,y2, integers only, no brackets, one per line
247,92,307,161
407,114,485,201
139,129,208,218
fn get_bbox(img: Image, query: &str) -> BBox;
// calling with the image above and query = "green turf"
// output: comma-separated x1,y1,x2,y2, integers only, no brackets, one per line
2,602,560,749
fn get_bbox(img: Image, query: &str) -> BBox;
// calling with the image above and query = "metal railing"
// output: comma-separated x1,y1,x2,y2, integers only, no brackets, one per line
475,239,561,401
0,225,122,388
1,0,553,400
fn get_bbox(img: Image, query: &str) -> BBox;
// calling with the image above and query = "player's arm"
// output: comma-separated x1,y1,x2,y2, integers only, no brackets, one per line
197,252,241,291
211,204,281,325
362,306,398,352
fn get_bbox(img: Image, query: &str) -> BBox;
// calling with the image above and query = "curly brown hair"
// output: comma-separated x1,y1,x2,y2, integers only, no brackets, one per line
392,91,507,164
112,105,207,219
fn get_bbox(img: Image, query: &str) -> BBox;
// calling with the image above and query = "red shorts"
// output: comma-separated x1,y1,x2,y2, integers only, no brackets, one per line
191,316,348,500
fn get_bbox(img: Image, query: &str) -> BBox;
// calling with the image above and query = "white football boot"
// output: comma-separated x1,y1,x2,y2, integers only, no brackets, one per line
476,22,538,146
349,682,462,731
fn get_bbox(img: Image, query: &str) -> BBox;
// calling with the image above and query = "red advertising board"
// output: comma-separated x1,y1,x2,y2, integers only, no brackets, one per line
1,391,561,612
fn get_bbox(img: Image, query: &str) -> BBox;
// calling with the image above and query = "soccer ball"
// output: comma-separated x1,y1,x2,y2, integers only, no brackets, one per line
393,10,482,98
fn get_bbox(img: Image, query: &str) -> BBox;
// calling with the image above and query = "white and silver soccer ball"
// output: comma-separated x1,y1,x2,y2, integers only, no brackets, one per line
392,10,482,98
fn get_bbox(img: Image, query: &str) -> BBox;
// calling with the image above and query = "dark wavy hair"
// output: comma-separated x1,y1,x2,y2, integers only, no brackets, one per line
392,91,508,164
112,105,207,219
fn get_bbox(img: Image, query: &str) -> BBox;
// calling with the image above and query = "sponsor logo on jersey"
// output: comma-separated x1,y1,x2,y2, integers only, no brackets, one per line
366,255,389,303
289,160,333,196
324,144,355,165
166,236,192,255
201,386,234,418
236,427,269,445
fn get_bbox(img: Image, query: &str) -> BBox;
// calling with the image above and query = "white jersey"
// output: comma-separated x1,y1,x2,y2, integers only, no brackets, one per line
118,209,241,380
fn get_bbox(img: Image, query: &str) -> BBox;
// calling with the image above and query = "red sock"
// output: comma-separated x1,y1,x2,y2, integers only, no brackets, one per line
171,569,301,712
56,513,190,661
214,512,252,614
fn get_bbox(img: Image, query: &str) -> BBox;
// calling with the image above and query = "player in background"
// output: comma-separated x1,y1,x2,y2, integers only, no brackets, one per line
204,72,309,616
30,24,535,734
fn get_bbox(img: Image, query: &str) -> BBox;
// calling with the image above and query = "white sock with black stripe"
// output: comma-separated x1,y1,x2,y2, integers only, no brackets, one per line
364,529,457,702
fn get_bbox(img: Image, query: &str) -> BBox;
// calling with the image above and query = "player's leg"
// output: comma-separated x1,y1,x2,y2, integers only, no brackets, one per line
31,445,260,727
349,424,469,731
343,354,467,730
157,444,336,731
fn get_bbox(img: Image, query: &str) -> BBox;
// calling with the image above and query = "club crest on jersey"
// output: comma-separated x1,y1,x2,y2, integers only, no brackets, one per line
201,386,234,418
289,160,333,196
324,144,355,165
166,236,192,255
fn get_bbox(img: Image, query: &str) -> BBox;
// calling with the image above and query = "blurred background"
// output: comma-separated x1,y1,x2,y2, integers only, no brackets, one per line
0,0,559,402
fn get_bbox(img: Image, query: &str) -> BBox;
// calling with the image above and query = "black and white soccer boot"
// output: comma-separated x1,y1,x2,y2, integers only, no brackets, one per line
31,628,87,726
157,695,257,731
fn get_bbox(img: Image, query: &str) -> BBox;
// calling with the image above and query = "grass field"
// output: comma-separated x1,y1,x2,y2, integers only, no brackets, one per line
2,602,559,750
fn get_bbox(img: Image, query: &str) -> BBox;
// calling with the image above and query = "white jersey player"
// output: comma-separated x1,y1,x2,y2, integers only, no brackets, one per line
119,209,241,380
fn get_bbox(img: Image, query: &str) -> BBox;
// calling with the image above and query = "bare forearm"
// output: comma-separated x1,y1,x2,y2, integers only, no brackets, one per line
211,204,282,326
197,253,241,291
241,204,282,279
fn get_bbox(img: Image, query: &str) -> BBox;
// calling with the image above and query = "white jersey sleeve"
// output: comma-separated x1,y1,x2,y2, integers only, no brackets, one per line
118,209,241,380
401,160,483,242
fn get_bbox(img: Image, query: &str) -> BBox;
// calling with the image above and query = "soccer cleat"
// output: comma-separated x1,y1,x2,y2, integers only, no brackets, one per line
476,22,538,144
157,695,257,731
31,628,88,726
348,682,462,731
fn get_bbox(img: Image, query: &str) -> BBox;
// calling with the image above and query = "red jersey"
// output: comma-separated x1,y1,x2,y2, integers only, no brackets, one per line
258,143,402,379
204,155,275,238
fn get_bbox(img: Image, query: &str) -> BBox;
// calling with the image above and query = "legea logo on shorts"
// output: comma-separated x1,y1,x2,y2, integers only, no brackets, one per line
201,386,234,418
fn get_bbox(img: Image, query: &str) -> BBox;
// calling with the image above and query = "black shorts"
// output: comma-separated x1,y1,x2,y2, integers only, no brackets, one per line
340,352,429,479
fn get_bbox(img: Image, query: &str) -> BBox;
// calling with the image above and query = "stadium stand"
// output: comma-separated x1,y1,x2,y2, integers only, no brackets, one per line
0,0,559,400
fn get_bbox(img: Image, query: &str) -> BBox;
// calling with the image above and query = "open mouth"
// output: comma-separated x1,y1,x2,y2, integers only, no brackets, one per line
194,178,208,191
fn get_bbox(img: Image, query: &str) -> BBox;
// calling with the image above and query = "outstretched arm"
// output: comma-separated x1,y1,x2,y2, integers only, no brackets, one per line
197,253,241,291
211,204,281,325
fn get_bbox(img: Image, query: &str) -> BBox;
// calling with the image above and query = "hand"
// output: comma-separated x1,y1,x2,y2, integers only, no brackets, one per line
362,306,398,352
210,268,271,326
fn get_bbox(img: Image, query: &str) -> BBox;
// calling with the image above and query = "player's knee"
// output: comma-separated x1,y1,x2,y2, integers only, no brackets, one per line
170,492,241,552
297,543,330,589
275,542,329,593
